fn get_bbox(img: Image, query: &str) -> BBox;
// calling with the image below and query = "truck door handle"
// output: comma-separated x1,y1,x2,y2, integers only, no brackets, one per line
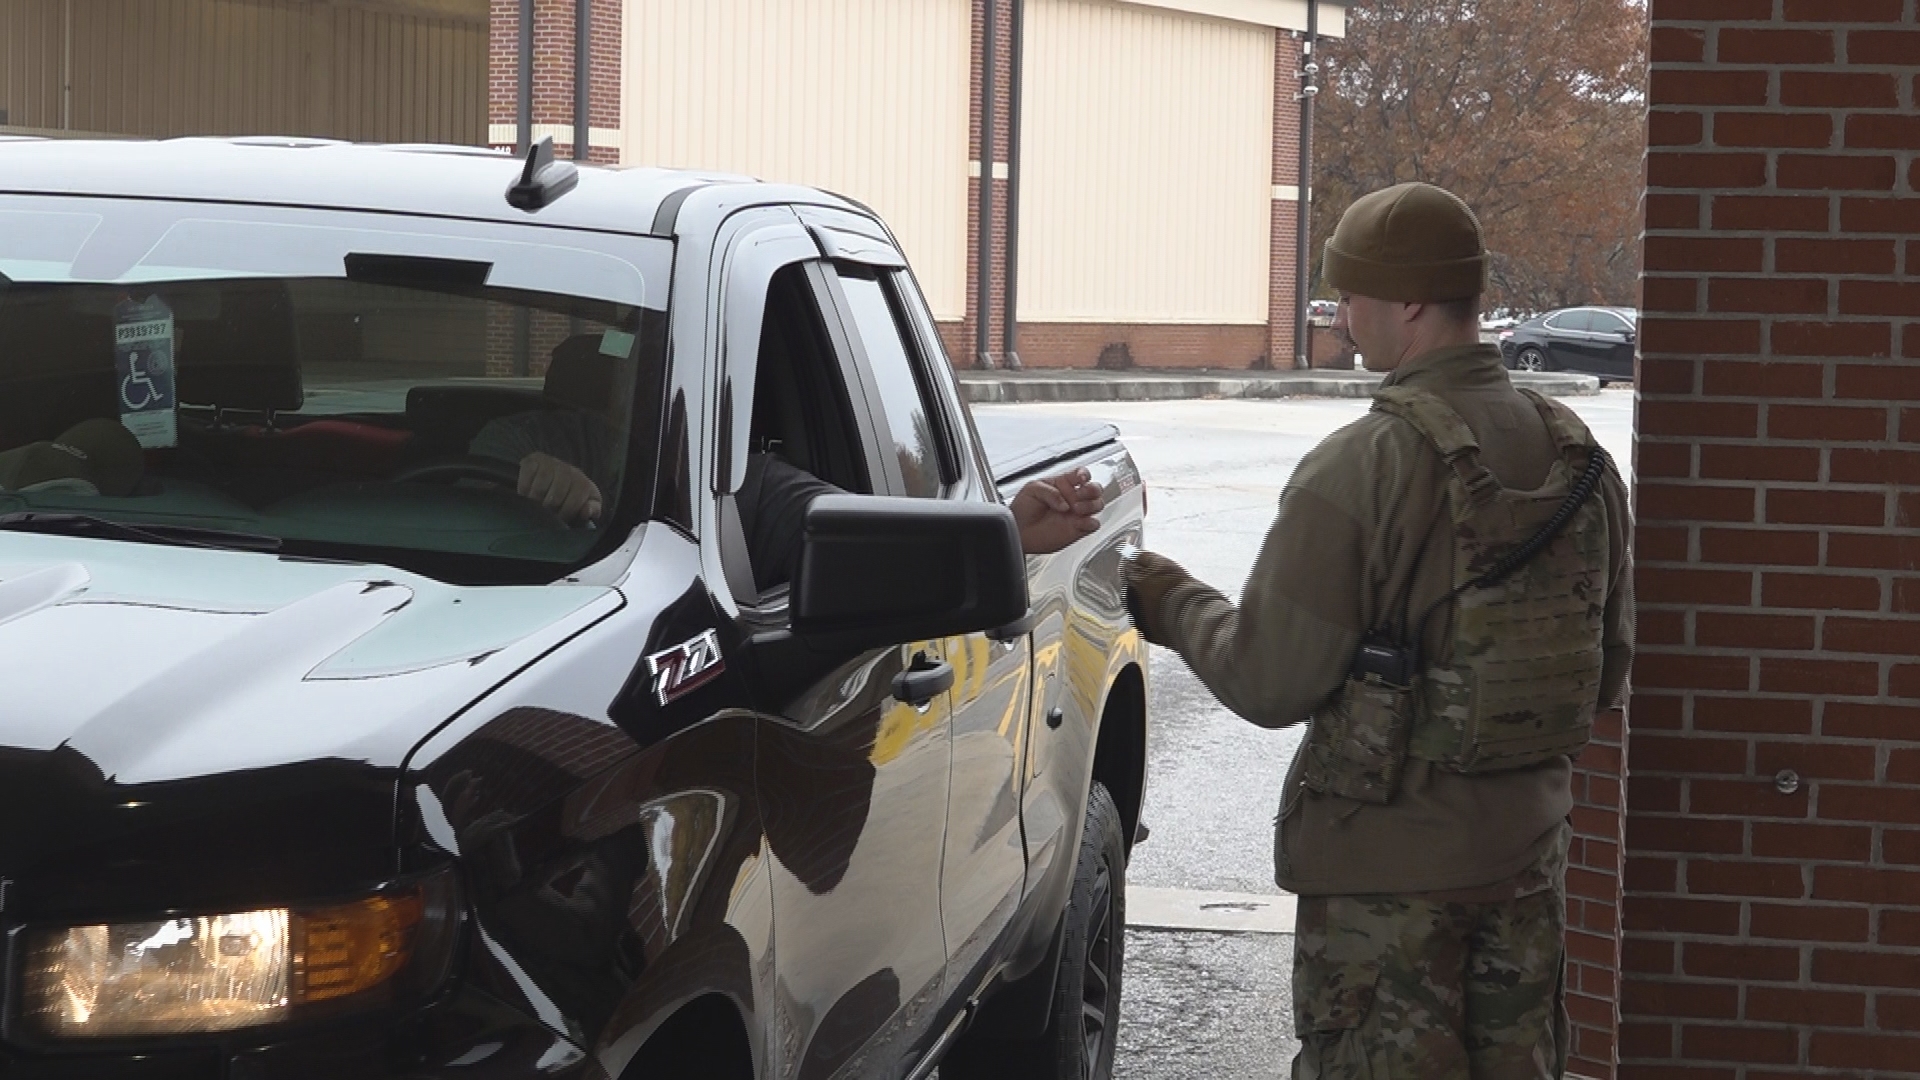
892,654,954,708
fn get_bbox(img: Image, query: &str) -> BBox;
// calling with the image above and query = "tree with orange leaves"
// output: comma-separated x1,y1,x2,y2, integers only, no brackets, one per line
1311,0,1649,314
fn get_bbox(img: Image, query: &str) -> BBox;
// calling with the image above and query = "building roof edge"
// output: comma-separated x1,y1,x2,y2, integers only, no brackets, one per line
1115,0,1347,37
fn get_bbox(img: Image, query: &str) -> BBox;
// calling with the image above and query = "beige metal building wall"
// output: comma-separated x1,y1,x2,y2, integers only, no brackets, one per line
0,0,62,129
621,0,973,320
1017,0,1275,325
0,0,485,143
321,2,488,142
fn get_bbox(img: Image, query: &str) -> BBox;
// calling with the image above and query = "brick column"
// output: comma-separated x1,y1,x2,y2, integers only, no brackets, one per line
1568,714,1628,1078
489,0,519,145
488,0,621,164
1269,32,1304,371
1623,1,1920,1076
959,0,1015,370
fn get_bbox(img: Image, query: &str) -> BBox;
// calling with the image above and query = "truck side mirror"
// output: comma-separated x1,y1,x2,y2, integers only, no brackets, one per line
791,495,1029,654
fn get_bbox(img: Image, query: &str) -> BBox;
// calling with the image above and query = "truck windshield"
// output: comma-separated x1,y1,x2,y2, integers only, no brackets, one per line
0,195,672,582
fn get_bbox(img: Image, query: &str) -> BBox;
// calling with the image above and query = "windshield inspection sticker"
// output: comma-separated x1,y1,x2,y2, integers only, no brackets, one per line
114,296,178,449
599,328,635,358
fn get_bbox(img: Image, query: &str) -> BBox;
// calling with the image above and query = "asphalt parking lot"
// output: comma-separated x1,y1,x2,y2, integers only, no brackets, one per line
975,388,1635,1079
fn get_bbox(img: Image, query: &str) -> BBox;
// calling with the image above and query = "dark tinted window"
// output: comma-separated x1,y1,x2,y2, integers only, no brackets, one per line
837,268,944,498
748,262,870,495
1546,309,1595,333
1593,310,1633,335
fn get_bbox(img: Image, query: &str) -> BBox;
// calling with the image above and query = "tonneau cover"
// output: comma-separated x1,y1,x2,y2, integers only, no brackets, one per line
971,412,1119,485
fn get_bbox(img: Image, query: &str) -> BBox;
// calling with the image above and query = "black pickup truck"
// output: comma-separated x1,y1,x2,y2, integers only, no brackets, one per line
0,137,1149,1080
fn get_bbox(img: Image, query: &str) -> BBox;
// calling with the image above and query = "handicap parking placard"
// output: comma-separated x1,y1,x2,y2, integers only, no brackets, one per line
114,296,177,449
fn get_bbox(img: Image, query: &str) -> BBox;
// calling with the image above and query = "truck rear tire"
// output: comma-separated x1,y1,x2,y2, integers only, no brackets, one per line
943,782,1126,1080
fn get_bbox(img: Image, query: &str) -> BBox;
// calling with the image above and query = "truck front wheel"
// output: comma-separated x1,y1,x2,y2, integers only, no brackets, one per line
944,782,1126,1080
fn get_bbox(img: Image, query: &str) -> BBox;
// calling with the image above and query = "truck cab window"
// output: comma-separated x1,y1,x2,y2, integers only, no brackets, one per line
749,263,869,496
835,266,950,498
731,261,871,599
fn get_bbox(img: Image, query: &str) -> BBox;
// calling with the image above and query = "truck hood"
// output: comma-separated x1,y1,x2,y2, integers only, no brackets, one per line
0,534,624,786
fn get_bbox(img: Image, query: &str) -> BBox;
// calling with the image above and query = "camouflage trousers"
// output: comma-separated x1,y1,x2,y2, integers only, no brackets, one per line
1290,824,1570,1080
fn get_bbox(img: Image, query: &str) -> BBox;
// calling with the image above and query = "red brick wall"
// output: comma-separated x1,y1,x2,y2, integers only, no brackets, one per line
937,319,969,371
1012,322,1269,370
588,0,620,136
1570,710,1629,1080
488,0,620,164
957,0,1015,369
1270,32,1305,371
1623,1,1920,1076
935,321,1271,370
490,0,518,132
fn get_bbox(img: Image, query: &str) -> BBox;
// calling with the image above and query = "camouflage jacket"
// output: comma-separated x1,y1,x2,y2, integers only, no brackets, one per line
1150,344,1634,896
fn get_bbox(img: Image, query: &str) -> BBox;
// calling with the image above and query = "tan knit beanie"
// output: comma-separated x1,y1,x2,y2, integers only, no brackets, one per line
1323,182,1489,303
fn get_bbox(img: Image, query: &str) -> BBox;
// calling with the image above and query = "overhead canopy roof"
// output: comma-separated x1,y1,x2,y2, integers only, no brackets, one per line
1121,0,1347,36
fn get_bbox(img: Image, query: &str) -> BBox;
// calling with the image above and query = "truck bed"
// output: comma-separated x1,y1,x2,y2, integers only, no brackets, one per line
972,412,1121,486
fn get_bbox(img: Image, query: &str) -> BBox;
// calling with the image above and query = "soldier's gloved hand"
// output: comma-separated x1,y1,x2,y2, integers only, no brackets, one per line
1122,549,1189,646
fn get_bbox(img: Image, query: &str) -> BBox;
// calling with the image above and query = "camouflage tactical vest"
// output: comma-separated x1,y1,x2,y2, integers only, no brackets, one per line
1299,386,1610,803
1390,386,1609,772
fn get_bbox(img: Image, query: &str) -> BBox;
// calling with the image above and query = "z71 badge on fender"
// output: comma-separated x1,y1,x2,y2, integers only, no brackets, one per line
646,629,725,705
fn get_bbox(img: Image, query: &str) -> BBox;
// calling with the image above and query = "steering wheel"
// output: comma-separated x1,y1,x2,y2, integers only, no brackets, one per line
391,456,523,488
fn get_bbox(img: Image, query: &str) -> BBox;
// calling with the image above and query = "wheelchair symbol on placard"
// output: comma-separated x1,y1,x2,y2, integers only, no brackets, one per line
121,350,162,410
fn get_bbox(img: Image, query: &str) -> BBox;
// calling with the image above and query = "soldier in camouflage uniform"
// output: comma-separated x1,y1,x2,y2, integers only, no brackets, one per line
1123,182,1634,1079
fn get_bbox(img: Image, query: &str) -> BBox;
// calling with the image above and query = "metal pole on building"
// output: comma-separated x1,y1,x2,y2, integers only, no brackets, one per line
574,0,591,161
516,0,534,156
1002,0,1026,370
975,0,998,370
1293,0,1318,368
516,0,535,373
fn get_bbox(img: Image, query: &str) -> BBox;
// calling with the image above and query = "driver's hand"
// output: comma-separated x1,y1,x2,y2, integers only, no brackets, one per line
518,452,603,525
1011,467,1103,554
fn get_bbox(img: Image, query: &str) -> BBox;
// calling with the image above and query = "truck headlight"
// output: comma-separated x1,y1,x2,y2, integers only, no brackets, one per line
19,871,460,1039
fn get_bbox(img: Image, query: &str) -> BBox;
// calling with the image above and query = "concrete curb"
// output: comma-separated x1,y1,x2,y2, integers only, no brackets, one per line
957,370,1601,405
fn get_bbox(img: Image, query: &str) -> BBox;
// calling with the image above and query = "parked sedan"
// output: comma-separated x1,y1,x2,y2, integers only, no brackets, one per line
1498,306,1638,383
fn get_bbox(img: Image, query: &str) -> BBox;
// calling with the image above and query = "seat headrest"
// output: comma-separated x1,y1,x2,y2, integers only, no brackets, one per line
175,280,304,414
542,334,617,413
